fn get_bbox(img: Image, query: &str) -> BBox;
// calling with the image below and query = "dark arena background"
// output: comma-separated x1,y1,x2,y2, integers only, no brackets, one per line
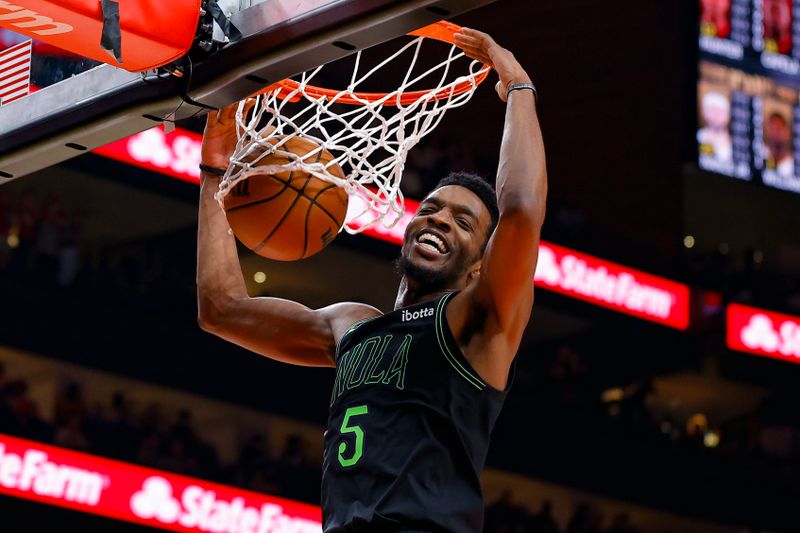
1,1,800,532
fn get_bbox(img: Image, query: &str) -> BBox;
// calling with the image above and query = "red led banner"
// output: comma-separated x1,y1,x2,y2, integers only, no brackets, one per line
90,126,691,328
533,242,691,330
727,303,800,364
93,127,204,185
0,433,322,532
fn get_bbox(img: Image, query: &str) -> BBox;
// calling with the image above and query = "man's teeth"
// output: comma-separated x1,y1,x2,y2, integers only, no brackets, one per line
418,233,446,253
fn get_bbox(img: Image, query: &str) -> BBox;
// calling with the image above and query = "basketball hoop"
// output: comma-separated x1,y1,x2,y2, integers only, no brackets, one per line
217,21,491,234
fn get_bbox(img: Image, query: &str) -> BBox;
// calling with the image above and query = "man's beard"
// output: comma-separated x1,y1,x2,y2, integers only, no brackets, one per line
395,255,449,292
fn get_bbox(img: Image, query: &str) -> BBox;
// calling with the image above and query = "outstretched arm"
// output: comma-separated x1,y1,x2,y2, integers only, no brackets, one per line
196,104,379,367
450,29,547,383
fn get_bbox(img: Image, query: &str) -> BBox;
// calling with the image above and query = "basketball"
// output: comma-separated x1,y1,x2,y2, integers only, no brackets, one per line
223,136,348,261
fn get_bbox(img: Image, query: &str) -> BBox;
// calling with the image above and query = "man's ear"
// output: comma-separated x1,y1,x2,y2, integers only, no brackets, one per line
466,259,482,285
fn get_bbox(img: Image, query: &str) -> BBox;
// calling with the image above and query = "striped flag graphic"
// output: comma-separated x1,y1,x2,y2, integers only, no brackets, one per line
0,39,32,106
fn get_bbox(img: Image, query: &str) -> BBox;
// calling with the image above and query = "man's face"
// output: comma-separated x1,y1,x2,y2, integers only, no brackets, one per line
398,185,492,291
765,114,791,160
703,102,730,130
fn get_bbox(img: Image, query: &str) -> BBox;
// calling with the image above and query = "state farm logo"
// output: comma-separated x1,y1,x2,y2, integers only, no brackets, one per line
0,443,107,505
740,313,800,357
534,245,675,320
0,1,73,35
127,128,202,179
401,306,434,322
131,477,180,522
130,476,320,532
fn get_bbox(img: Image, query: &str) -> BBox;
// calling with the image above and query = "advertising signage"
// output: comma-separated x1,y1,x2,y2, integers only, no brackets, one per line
533,242,691,330
727,303,800,363
0,433,322,532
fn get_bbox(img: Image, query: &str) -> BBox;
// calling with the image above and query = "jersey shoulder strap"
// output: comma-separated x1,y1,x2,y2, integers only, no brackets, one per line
434,292,489,391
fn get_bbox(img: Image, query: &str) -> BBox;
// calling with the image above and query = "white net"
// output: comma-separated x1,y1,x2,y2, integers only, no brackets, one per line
215,23,490,234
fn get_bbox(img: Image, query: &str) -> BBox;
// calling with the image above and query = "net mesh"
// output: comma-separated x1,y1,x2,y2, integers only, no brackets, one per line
216,25,490,233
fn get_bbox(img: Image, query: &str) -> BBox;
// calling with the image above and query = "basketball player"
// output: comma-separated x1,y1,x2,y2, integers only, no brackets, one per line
197,28,546,532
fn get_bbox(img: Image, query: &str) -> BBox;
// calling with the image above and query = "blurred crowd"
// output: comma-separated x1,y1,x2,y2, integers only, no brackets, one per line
485,493,639,533
515,342,800,470
0,361,320,504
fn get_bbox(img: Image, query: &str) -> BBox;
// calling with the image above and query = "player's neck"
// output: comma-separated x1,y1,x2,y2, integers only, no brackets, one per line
394,276,453,310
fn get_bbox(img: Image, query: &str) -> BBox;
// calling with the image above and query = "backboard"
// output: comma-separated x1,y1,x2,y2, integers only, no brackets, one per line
0,0,496,183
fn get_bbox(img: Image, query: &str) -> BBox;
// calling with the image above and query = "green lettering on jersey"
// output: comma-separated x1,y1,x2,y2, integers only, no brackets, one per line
331,334,414,403
340,344,364,393
335,345,361,399
331,349,350,405
347,336,378,389
363,335,393,385
382,334,412,390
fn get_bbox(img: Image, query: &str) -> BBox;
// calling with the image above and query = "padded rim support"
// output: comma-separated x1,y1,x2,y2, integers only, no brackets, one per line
0,0,496,183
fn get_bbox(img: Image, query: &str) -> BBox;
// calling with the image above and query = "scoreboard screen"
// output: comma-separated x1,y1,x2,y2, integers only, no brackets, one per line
698,0,800,193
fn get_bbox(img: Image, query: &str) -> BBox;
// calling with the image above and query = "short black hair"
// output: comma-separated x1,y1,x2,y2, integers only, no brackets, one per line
434,171,499,243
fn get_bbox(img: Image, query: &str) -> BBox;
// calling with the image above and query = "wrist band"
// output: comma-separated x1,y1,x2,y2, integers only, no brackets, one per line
506,82,538,102
199,163,227,176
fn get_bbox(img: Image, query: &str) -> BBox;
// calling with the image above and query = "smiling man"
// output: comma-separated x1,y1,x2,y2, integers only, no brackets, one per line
197,28,547,533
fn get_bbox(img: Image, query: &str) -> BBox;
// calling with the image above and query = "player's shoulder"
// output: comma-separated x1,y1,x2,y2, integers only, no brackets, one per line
319,301,383,340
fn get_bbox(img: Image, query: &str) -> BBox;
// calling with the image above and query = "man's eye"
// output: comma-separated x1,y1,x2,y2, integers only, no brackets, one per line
418,208,433,215
457,219,472,230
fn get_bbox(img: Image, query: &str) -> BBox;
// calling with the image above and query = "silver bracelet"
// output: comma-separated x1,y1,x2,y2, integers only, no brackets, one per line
506,82,538,102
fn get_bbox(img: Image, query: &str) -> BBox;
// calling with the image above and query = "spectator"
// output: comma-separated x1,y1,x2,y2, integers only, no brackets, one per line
238,432,272,485
247,465,282,494
0,380,51,442
606,512,638,533
566,503,602,533
485,490,520,533
136,430,162,468
529,500,559,533
54,414,90,451
279,434,308,467
165,409,199,453
54,381,88,427
0,362,6,399
159,438,198,476
99,392,140,461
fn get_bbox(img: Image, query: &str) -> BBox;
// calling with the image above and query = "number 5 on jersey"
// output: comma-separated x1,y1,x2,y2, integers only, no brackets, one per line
338,405,368,467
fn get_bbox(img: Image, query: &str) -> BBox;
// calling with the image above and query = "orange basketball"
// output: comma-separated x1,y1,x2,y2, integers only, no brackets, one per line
223,137,348,261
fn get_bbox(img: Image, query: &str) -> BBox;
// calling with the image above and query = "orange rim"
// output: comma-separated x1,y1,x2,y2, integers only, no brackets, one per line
255,21,490,106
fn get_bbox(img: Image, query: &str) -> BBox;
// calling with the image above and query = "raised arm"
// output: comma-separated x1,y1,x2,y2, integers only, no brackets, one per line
449,29,547,383
196,104,379,367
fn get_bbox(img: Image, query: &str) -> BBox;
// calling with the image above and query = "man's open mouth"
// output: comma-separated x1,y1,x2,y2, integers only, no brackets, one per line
416,231,449,254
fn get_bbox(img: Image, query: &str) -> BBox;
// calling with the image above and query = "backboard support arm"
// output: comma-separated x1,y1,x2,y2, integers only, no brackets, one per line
0,0,496,183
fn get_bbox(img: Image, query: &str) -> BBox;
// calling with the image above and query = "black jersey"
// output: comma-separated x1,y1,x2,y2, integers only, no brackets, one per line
321,292,513,533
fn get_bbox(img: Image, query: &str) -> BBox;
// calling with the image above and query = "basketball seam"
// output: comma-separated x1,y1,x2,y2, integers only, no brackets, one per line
238,148,344,259
224,177,291,213
252,170,310,253
225,170,345,227
225,170,342,226
299,183,344,260
298,149,326,259
307,183,346,227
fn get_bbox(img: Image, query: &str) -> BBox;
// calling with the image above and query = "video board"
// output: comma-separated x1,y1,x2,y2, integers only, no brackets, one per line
698,0,800,193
